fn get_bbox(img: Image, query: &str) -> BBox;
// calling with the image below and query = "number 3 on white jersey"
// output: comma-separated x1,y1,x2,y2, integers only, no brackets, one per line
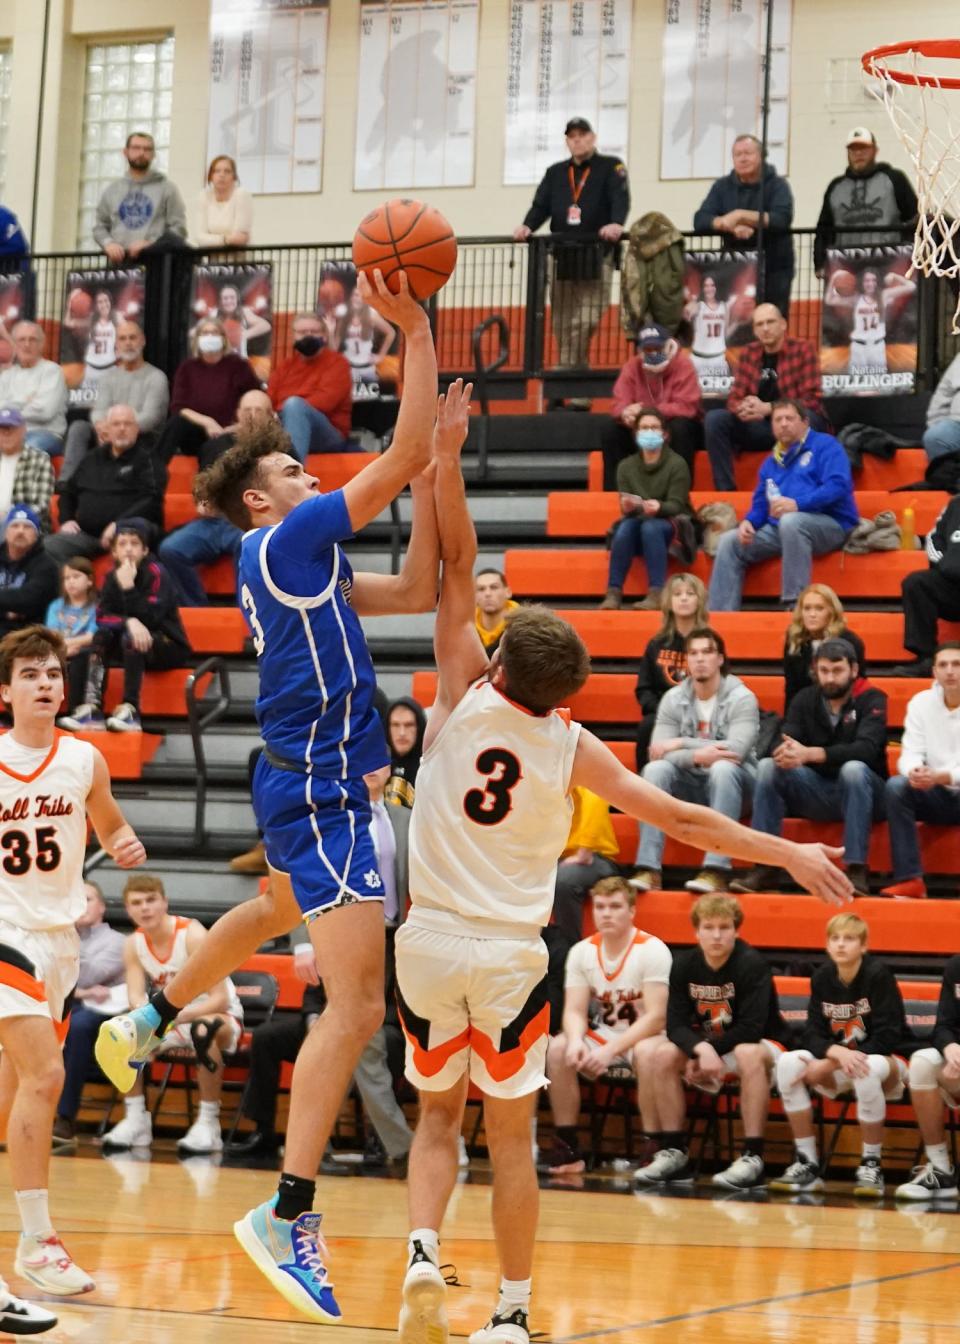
241,583,265,655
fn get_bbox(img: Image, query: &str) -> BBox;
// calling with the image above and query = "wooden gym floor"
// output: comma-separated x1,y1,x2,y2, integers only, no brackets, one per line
4,1147,960,1343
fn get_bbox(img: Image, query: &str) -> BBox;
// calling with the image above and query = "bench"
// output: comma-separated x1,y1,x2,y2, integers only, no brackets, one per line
586,449,931,493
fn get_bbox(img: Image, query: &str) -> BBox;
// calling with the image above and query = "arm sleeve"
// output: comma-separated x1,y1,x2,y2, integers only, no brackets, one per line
788,443,854,514
610,364,637,419
765,177,794,231
267,490,354,571
96,574,126,630
56,472,78,525
234,189,254,238
745,469,771,530
666,959,701,1057
26,365,67,428
119,451,167,524
693,182,724,232
193,193,220,248
306,358,352,415
711,955,774,1054
523,172,553,233
933,963,960,1052
858,968,905,1056
891,168,919,226
642,939,673,987
726,348,757,413
120,562,180,629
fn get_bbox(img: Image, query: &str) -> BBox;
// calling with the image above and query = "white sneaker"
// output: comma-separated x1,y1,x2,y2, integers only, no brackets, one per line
178,1116,223,1154
712,1152,766,1190
106,701,142,733
633,1147,693,1186
853,1157,885,1198
458,1136,470,1168
0,1288,58,1332
102,1109,152,1150
15,1234,95,1297
896,1162,959,1202
398,1244,448,1344
469,1307,530,1344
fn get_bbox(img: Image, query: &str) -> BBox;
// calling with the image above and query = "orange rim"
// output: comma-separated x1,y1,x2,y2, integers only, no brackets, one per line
862,40,960,91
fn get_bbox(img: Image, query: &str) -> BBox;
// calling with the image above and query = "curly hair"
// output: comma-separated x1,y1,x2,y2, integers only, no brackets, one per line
195,418,296,530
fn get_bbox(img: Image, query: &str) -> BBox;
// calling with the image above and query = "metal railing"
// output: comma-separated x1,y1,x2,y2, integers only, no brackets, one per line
185,657,232,848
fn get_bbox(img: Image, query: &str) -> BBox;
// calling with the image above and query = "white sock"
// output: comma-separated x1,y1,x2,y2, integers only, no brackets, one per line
408,1228,439,1267
199,1100,220,1123
497,1277,532,1315
862,1142,883,1161
925,1141,952,1173
15,1190,53,1240
795,1136,818,1163
126,1094,147,1117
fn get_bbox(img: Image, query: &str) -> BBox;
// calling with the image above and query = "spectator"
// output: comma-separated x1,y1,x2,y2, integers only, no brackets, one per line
704,305,826,491
880,643,960,901
194,155,254,248
46,404,166,565
601,325,703,485
52,881,127,1148
0,202,28,257
266,312,352,461
784,584,866,712
45,557,98,715
0,321,68,456
694,134,795,317
599,408,693,612
634,572,708,771
228,747,269,876
541,877,671,1176
384,696,426,809
922,351,960,463
514,116,629,373
733,638,887,898
897,953,960,1201
59,518,191,734
636,895,787,1191
474,568,518,654
771,913,910,1199
92,131,187,263
895,494,960,678
156,318,261,466
60,321,169,481
552,787,620,947
0,505,59,640
814,129,918,276
631,626,758,896
708,400,858,612
0,407,55,531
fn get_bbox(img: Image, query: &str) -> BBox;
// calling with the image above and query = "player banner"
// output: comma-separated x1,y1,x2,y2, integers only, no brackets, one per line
315,262,398,401
820,245,918,397
59,268,146,407
683,250,758,396
190,262,274,381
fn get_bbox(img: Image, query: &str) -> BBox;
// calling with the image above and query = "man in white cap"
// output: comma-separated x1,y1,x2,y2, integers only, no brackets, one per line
0,505,59,640
814,129,918,277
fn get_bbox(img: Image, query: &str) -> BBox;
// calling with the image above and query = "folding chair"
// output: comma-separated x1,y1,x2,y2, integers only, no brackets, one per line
221,971,280,1143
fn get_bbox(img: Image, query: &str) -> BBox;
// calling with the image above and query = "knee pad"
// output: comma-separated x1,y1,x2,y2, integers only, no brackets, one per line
909,1046,944,1092
852,1058,889,1124
190,1017,224,1073
776,1050,812,1113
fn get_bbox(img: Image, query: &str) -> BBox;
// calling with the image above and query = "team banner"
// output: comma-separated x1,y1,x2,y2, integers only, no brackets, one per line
683,250,758,396
59,268,146,407
0,275,26,373
820,245,918,397
661,0,792,181
315,261,398,401
207,0,329,195
355,0,479,190
503,0,631,186
190,262,274,381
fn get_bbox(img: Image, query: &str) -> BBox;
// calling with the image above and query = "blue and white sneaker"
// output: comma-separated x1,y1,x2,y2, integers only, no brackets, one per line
57,704,105,732
94,1006,164,1092
234,1198,341,1323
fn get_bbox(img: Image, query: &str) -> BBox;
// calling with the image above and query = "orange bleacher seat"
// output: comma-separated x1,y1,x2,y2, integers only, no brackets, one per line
102,667,212,716
197,555,237,595
69,729,161,779
164,494,195,530
586,449,931,493
181,606,246,654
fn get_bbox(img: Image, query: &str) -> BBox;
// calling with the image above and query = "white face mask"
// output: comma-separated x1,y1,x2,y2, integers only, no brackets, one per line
197,334,223,355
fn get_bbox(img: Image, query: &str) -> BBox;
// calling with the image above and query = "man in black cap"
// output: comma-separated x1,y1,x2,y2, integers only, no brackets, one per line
514,118,630,372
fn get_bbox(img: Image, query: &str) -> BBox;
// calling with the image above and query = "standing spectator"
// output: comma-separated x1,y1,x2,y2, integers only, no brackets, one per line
45,558,98,716
92,132,187,263
513,117,629,371
0,505,59,639
0,407,55,531
922,351,960,463
474,568,518,654
156,318,260,466
814,129,918,276
266,312,352,461
704,305,825,490
384,696,426,809
897,954,960,1201
601,325,703,486
0,202,28,257
0,322,68,456
784,584,866,712
634,573,708,771
708,401,858,612
694,134,795,317
895,494,960,677
600,408,692,611
194,155,254,248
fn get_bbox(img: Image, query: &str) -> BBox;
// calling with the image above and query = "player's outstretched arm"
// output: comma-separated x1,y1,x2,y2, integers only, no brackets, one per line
569,729,853,906
86,750,147,869
351,465,440,616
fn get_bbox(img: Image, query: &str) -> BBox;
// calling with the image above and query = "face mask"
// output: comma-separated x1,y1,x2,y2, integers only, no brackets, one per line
636,430,664,451
116,347,140,363
293,336,324,357
198,334,223,355
641,347,668,367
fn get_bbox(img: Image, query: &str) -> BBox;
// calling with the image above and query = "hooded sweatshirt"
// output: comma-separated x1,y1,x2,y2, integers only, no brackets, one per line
650,672,760,771
814,161,918,270
610,347,702,422
0,536,59,635
745,429,859,534
385,695,426,808
97,552,190,649
93,170,188,249
693,162,795,278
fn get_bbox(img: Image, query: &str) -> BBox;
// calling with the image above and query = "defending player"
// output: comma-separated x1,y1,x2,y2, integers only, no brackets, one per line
395,386,853,1344
0,625,145,1334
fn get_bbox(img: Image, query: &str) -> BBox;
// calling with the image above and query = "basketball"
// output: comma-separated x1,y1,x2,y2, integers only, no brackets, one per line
353,199,457,300
832,270,857,296
68,289,92,318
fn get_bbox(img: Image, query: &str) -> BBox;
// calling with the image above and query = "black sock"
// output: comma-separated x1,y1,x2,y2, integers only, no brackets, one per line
148,990,179,1034
275,1173,316,1222
556,1126,580,1153
743,1137,765,1159
660,1132,686,1153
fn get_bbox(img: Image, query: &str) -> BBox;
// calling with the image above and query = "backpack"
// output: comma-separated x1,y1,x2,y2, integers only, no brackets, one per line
620,212,686,335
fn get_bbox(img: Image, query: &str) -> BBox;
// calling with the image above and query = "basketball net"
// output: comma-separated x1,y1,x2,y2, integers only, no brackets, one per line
863,43,960,331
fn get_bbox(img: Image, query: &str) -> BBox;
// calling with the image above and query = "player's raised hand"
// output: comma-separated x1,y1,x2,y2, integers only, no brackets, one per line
113,834,147,869
784,843,853,907
357,268,429,333
433,378,473,461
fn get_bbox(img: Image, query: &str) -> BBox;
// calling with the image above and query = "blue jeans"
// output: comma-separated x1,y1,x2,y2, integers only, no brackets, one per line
279,396,349,462
750,758,885,865
922,418,960,462
636,758,755,871
25,428,64,458
158,515,242,607
708,512,848,611
884,774,960,880
57,1003,110,1121
608,516,673,591
705,409,828,491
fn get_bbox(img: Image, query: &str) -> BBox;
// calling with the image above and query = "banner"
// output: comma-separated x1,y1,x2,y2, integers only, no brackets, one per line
315,262,398,400
59,269,146,407
190,262,274,380
504,0,631,186
683,250,758,396
207,0,329,195
661,0,792,181
820,245,918,397
0,275,26,372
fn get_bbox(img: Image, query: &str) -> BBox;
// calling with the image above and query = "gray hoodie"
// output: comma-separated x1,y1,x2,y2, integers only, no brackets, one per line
651,672,760,772
93,170,187,249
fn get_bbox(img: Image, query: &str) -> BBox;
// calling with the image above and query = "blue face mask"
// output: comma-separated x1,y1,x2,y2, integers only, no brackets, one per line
636,430,664,451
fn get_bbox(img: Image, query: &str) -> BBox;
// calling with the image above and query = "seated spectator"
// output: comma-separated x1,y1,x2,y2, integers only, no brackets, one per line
784,583,865,711
880,643,960,901
60,518,191,734
0,505,59,640
53,881,127,1148
634,572,707,771
552,787,620,948
384,696,426,808
636,894,787,1191
923,350,960,463
895,494,960,677
93,132,187,264
771,913,910,1199
101,874,243,1155
631,626,758,896
600,408,692,611
898,953,960,1201
194,155,253,248
601,325,703,486
0,201,28,257
475,568,518,654
0,321,68,457
0,406,55,531
733,638,887,898
704,306,825,491
60,321,169,481
46,404,166,565
155,319,260,466
266,312,353,461
541,877,671,1175
708,400,858,612
45,556,97,715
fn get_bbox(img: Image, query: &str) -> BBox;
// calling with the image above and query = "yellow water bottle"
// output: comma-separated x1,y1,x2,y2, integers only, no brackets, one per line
901,505,915,551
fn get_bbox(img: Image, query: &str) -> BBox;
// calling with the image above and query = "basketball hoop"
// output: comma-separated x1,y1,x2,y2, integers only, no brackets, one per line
862,39,960,330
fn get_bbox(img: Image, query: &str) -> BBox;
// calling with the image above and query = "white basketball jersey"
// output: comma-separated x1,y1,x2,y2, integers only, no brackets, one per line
409,679,581,930
693,301,727,356
853,295,885,341
86,318,117,371
0,733,94,930
565,931,672,1036
133,916,243,1019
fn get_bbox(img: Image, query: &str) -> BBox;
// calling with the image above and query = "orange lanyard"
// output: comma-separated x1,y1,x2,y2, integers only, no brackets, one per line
568,164,591,204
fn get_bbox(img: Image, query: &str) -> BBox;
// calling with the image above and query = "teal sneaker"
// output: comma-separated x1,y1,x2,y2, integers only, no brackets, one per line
234,1198,341,1323
94,1006,164,1092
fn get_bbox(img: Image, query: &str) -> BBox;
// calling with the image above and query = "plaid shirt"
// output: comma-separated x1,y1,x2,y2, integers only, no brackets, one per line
10,446,55,534
728,336,824,419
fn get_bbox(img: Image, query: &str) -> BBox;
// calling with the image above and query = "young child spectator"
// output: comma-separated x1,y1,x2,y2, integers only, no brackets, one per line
784,584,866,712
45,557,98,715
897,951,960,1201
634,573,708,770
771,912,910,1198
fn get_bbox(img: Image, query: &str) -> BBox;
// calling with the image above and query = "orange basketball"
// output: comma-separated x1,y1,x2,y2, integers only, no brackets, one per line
68,289,93,318
832,270,857,297
352,199,457,300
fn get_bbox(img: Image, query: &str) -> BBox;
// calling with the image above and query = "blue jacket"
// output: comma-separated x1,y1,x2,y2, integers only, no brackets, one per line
746,429,859,533
0,207,28,257
693,163,794,277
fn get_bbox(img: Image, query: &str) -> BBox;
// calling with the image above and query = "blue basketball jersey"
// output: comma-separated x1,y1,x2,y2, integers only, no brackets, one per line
238,489,388,778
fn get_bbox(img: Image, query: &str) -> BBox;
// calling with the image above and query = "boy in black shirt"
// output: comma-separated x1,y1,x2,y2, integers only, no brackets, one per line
771,912,909,1198
635,894,786,1191
897,955,960,1201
